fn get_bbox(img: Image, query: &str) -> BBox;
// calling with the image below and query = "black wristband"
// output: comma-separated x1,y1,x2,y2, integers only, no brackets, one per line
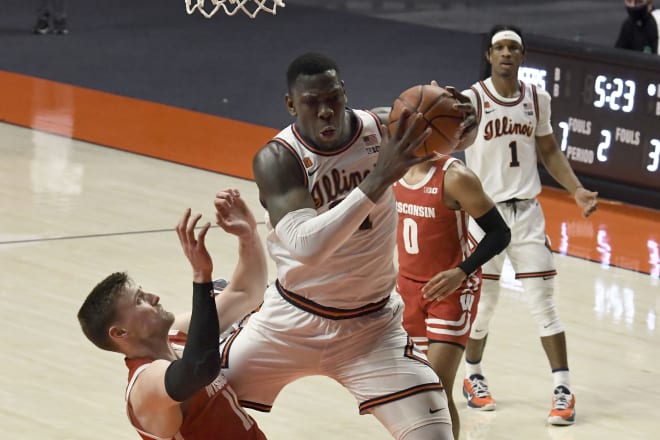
458,207,511,276
164,281,219,402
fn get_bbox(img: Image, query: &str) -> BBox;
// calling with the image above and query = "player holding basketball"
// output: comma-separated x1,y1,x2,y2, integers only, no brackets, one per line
217,52,475,439
453,25,598,425
77,189,267,440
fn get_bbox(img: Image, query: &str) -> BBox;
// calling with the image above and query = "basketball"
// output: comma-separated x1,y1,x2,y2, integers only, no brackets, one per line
388,84,464,157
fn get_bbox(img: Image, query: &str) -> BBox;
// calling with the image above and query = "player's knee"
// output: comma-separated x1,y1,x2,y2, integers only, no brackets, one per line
522,277,564,336
370,391,451,440
469,280,500,339
400,422,453,440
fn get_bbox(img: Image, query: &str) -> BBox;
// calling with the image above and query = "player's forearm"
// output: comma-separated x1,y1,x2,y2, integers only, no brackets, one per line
541,148,584,194
453,132,476,151
275,187,375,265
226,229,267,302
458,207,511,276
164,282,220,402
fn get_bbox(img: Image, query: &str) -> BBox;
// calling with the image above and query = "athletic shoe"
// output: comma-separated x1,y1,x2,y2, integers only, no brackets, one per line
463,374,496,411
33,15,50,34
53,18,69,35
547,385,575,425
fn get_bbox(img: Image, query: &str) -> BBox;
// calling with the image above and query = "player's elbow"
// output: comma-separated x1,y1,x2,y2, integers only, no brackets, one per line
165,353,221,402
495,225,511,253
194,357,221,386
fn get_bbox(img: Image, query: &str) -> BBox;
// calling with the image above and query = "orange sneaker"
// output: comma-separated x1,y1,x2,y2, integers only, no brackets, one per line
547,385,575,425
463,374,496,411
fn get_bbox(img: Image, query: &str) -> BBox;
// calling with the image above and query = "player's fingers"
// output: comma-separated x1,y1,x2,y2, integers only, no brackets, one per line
176,208,192,243
187,213,202,242
196,222,211,247
380,124,390,143
445,86,468,103
394,108,414,138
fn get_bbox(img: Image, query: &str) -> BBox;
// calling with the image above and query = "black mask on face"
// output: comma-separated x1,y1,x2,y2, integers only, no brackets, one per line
626,5,649,22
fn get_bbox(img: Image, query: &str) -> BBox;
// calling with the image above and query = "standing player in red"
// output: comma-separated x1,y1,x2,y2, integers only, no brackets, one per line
392,152,511,439
77,189,268,440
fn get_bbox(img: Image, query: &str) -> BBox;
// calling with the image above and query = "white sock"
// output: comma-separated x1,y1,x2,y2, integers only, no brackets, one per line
465,360,484,378
552,369,571,390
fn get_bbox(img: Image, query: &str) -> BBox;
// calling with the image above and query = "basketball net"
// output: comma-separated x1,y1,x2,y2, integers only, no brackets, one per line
185,0,285,18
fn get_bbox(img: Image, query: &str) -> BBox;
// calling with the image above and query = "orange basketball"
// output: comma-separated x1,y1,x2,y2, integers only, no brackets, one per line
388,84,464,157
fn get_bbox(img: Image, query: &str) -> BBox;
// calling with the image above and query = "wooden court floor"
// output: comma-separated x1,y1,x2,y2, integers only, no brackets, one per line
1,123,658,439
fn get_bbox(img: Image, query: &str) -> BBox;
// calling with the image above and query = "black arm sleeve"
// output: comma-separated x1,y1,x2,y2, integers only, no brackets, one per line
458,207,511,276
164,281,220,402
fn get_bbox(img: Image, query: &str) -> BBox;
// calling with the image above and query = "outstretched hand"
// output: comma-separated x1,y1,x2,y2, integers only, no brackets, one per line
176,208,213,283
574,187,598,218
214,188,257,238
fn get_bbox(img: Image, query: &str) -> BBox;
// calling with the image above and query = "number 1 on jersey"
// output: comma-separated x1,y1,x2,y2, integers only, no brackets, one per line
508,141,520,167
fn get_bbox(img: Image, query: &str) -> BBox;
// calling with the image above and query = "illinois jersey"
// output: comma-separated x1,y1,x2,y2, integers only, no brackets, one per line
393,157,481,348
462,78,553,202
125,330,266,440
265,109,397,309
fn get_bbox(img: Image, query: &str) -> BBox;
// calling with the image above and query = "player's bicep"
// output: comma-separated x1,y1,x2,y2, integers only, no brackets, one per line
214,288,259,334
253,142,316,227
535,133,561,163
444,163,495,219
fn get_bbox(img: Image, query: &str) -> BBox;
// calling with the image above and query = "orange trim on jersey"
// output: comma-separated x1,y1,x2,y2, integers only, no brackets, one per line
271,137,309,188
467,232,480,252
219,325,244,368
404,335,432,367
275,280,389,320
482,274,501,280
364,109,383,127
291,109,363,156
479,80,526,106
531,84,540,124
358,383,445,414
238,401,272,413
515,270,557,279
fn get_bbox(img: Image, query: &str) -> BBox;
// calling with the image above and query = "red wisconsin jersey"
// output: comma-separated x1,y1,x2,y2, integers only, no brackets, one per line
393,156,472,281
125,330,267,440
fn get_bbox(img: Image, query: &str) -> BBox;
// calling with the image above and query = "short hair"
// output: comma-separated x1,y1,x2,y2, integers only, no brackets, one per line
487,24,525,53
286,52,340,91
77,272,130,352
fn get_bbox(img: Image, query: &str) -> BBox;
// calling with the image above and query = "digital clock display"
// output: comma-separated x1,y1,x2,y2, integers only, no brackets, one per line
513,36,660,201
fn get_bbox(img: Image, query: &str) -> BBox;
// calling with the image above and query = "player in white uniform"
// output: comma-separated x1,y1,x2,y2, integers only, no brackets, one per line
454,26,598,426
217,52,472,439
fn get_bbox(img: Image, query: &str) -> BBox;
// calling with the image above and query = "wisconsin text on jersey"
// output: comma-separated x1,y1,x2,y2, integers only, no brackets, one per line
396,202,436,218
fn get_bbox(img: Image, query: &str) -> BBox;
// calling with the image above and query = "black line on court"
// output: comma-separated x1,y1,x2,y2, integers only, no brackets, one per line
1,224,654,277
0,222,267,245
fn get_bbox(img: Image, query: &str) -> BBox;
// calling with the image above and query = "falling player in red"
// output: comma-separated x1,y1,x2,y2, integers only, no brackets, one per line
78,189,268,440
392,154,510,439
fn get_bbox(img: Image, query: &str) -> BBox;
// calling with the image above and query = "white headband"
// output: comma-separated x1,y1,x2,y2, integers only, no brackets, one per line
491,30,523,47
